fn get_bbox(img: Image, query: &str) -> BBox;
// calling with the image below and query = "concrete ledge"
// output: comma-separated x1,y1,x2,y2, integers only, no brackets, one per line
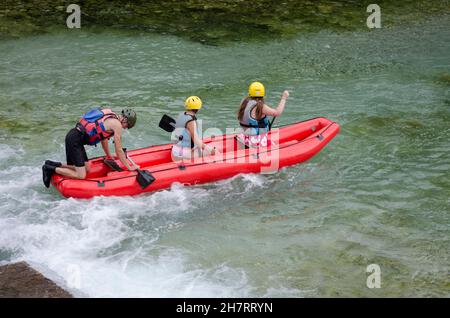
0,262,72,298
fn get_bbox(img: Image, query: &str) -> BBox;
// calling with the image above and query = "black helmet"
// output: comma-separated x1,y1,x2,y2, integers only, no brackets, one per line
121,109,137,129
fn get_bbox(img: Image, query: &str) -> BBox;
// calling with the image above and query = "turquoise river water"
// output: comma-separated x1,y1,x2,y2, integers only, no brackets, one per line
0,15,449,297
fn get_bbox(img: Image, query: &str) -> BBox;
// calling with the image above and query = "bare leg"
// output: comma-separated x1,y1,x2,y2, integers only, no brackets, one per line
60,164,76,170
57,161,89,176
192,147,202,158
172,147,201,162
55,166,87,179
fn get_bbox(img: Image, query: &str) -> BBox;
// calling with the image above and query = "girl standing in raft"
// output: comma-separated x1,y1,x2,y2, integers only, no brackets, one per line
171,96,216,161
237,82,289,148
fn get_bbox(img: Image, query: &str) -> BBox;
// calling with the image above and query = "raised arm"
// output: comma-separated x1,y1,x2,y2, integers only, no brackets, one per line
262,90,289,117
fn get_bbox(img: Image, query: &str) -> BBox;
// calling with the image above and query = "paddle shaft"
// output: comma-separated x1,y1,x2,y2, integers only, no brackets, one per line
161,113,276,131
269,116,276,131
123,148,139,170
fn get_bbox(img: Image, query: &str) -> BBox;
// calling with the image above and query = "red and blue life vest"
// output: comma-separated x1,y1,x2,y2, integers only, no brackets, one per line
76,108,118,145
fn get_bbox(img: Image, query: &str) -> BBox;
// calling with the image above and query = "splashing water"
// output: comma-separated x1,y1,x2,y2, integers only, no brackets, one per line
0,15,449,297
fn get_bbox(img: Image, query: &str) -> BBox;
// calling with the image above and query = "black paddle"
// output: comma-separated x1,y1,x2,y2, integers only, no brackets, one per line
123,148,155,189
159,114,176,132
269,116,276,131
103,158,123,171
161,113,275,131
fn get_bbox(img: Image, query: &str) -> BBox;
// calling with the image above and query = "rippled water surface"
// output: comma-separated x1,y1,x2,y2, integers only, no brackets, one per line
0,16,449,297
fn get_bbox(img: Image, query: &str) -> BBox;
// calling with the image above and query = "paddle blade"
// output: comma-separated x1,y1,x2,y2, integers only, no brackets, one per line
159,114,176,132
137,170,155,189
103,159,123,171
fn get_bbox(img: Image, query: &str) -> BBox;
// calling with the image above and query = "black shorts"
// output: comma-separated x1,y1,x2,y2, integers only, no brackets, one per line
65,128,88,167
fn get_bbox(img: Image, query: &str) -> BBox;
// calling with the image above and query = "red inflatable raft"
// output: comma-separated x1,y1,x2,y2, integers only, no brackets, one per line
51,117,340,198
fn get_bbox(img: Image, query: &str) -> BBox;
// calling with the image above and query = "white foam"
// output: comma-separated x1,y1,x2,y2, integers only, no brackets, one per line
0,178,255,297
0,166,41,194
0,217,251,297
0,161,303,297
240,173,267,188
0,144,24,162
214,173,269,190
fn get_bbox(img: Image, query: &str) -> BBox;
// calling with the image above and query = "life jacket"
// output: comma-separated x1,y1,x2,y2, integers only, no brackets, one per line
239,99,270,136
76,108,118,145
174,112,199,149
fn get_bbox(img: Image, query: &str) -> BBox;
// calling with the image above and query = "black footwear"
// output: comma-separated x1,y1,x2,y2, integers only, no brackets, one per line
42,164,56,188
45,160,62,167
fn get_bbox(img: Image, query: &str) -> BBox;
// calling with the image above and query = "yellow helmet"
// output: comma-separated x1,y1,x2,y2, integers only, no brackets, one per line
248,82,265,97
185,96,202,110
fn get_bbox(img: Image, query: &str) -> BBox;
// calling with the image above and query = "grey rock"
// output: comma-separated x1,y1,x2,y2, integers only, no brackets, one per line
0,262,72,298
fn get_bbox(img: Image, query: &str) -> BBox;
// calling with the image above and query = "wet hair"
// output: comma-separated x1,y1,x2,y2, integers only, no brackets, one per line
238,97,265,121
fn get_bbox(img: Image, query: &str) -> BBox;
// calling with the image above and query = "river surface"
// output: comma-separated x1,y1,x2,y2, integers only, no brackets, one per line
0,15,449,297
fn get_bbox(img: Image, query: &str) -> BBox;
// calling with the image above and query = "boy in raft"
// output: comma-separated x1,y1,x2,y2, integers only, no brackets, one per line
171,96,216,160
237,82,289,148
42,108,138,187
